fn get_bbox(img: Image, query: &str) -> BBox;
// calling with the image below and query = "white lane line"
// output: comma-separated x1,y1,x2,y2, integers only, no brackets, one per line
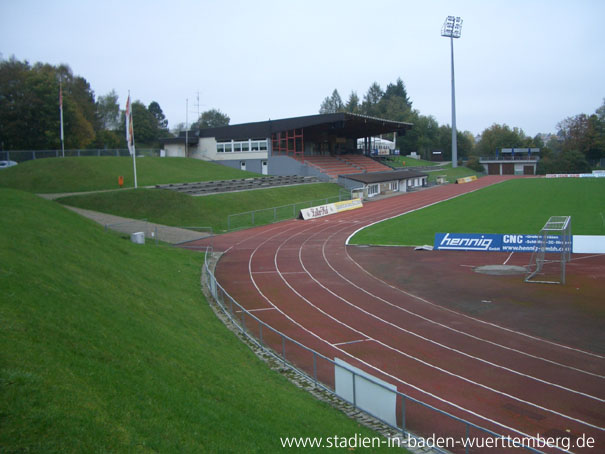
272,224,605,430
503,251,515,265
333,338,371,346
243,221,577,446
236,307,276,313
342,184,604,361
319,223,605,379
290,227,605,413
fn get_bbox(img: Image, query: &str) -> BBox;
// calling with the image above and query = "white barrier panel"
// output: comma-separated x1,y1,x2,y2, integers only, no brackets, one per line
334,358,397,426
573,235,605,254
546,173,605,178
300,198,363,220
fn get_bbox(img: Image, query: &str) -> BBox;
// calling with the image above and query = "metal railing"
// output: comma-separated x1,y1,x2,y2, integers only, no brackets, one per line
2,148,161,162
202,246,547,454
226,189,352,231
479,155,539,162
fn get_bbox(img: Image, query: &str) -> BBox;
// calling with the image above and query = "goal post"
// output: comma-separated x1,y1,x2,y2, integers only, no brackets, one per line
525,216,572,285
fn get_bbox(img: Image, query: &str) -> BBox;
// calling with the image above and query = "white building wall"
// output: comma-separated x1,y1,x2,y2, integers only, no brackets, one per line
164,143,186,158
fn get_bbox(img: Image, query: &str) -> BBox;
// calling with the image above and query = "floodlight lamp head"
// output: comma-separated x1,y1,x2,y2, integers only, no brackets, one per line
441,16,463,38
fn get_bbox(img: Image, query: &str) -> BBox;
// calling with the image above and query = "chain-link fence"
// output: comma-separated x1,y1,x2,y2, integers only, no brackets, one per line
2,149,161,163
202,247,546,454
227,189,352,231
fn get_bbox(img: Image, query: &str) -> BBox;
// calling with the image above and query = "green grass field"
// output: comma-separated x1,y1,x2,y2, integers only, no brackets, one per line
351,178,605,246
386,155,438,168
0,189,394,453
0,157,259,193
424,164,482,183
57,183,345,232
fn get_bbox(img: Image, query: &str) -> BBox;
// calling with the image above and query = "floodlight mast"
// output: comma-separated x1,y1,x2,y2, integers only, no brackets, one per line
441,16,462,168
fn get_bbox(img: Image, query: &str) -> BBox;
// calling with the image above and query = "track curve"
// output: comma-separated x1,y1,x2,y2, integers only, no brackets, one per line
183,176,605,453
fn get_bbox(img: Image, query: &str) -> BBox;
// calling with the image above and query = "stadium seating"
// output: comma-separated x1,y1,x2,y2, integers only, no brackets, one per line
339,154,392,173
295,154,392,178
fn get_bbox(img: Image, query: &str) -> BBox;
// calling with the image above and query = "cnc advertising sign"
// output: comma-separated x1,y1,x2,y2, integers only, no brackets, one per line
434,233,571,253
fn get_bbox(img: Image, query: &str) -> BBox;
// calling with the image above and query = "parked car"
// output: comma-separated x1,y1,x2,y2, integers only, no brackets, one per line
0,160,18,169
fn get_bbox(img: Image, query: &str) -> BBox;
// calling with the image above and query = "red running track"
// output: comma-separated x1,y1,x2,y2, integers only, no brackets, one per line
182,176,605,453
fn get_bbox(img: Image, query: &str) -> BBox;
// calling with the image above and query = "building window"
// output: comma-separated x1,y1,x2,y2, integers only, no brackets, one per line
367,184,379,197
389,181,399,191
217,139,268,154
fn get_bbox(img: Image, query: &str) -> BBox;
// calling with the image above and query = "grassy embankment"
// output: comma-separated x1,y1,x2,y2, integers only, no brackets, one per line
0,189,395,453
385,156,438,168
58,183,344,232
0,156,346,231
350,178,605,246
0,156,259,193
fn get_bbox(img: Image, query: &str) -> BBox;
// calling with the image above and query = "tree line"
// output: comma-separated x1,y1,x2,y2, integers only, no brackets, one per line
1,56,602,173
0,56,229,151
319,79,605,172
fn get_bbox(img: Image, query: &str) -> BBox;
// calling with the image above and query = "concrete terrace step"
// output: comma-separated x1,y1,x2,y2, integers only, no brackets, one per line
155,175,319,196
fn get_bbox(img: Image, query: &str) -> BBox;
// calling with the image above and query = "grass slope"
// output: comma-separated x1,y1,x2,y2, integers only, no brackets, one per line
424,164,482,183
0,189,393,453
0,157,259,193
386,156,438,168
351,178,605,246
58,183,344,232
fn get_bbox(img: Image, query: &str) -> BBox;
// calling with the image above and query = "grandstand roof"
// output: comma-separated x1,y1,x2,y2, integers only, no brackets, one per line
164,113,413,143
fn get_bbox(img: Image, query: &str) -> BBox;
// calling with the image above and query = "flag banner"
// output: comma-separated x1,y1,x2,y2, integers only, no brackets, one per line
125,94,135,156
434,233,572,253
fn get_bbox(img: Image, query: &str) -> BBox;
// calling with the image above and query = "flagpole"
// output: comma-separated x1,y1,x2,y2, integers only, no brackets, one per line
59,81,65,158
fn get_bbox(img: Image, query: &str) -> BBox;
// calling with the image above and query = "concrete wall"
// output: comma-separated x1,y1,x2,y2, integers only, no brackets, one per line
216,158,266,174
164,143,186,158
268,155,332,181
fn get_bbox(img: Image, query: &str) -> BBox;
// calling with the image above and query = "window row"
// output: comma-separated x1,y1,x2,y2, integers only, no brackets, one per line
217,139,268,153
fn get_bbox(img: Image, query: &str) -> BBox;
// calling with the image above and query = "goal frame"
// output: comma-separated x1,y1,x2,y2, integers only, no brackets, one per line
525,216,572,285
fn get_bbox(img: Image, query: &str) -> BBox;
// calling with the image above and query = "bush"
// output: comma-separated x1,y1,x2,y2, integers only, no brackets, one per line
466,156,485,172
536,150,591,174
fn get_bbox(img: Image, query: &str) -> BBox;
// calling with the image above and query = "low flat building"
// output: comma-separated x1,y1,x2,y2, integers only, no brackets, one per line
480,148,540,175
338,169,428,199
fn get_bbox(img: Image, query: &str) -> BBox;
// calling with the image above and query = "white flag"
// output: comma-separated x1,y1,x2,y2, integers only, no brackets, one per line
125,94,135,156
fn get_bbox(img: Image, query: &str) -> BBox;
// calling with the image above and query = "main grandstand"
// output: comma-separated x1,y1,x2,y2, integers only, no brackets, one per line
160,113,412,181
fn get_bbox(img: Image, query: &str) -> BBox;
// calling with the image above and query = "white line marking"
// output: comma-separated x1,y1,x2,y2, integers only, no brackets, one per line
344,181,604,360
333,338,371,346
243,221,573,445
236,307,276,313
271,223,605,429
503,251,514,265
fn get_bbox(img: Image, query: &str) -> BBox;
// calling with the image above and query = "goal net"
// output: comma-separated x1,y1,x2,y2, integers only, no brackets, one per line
525,216,572,285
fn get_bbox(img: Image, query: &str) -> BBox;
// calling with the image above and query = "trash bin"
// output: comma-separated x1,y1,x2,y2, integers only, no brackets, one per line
130,232,145,244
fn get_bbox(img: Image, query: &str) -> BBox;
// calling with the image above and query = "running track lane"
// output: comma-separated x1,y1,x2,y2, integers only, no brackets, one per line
182,176,604,454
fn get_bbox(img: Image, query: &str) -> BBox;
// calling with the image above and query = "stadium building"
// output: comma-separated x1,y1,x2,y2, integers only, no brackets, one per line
160,113,417,184
480,147,540,175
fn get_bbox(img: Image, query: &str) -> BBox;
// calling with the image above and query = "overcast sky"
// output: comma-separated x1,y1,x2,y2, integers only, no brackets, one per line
1,0,604,137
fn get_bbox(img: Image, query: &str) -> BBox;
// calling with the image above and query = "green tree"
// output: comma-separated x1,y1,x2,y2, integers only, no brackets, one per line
536,149,591,174
148,101,168,131
0,57,95,150
319,89,344,114
345,91,360,114
191,108,230,130
476,124,528,156
96,90,120,130
361,82,383,117
118,100,161,146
